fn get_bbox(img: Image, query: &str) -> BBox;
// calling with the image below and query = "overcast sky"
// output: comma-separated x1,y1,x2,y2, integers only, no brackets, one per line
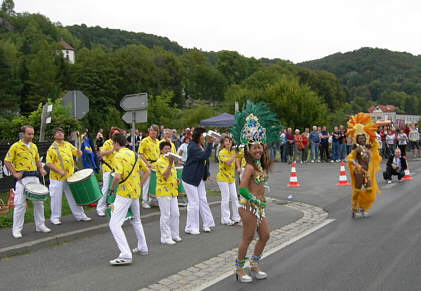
14,0,421,63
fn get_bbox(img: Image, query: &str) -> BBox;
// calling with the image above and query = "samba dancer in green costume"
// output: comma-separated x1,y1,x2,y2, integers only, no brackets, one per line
231,101,281,283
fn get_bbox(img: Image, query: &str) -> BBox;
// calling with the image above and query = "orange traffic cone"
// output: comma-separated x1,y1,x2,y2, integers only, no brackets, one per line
336,161,351,186
401,157,412,181
287,162,300,187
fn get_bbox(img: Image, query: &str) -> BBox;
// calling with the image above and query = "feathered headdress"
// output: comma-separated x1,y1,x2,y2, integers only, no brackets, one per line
346,113,377,144
231,100,281,146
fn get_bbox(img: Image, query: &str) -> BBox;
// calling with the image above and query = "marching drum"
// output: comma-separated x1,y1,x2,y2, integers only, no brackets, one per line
106,173,133,219
24,183,49,201
67,169,102,205
175,166,185,194
148,169,157,198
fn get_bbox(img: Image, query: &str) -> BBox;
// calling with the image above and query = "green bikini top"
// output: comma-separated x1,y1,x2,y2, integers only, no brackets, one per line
253,160,267,184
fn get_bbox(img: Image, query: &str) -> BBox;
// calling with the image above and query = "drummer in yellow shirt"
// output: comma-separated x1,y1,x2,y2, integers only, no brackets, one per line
138,124,160,208
217,135,241,225
108,133,149,265
155,141,181,245
96,127,120,216
46,127,91,225
4,125,50,238
159,128,176,154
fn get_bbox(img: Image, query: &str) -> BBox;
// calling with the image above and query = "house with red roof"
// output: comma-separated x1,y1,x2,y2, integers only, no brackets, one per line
57,40,75,64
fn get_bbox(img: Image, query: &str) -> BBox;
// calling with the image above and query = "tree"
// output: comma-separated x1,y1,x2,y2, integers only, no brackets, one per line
216,50,250,85
1,0,14,15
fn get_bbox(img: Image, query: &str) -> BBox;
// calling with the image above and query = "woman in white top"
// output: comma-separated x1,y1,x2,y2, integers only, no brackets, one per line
177,136,191,164
397,129,408,157
385,130,396,159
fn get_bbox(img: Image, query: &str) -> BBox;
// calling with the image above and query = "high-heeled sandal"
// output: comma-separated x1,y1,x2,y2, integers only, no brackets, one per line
249,255,268,280
235,258,252,283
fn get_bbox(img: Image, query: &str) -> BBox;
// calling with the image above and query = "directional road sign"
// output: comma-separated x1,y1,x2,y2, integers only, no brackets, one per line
122,110,147,124
120,93,148,111
62,90,89,120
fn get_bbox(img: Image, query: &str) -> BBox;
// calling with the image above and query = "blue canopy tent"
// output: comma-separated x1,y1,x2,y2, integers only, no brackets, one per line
199,113,235,127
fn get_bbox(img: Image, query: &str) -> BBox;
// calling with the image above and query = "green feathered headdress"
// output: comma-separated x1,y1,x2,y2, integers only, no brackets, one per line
230,100,281,146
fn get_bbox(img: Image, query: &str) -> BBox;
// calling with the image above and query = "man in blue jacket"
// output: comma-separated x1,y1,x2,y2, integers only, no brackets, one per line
309,126,320,162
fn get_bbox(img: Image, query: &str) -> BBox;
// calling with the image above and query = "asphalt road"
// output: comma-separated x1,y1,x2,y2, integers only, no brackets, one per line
207,160,421,291
1,159,419,291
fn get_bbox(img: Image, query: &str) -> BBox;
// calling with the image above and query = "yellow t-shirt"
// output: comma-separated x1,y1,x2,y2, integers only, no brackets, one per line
100,139,116,173
158,139,176,154
114,148,147,199
138,136,160,163
155,155,178,197
4,140,39,172
236,148,246,168
217,148,236,183
46,141,78,181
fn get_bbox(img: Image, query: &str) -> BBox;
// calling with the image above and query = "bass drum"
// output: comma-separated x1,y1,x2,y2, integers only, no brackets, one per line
67,169,102,205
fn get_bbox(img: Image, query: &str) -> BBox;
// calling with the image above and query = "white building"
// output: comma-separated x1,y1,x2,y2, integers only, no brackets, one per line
57,40,75,64
368,105,421,125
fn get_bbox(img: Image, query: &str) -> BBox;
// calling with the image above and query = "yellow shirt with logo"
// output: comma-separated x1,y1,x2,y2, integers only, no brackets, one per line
100,139,116,173
158,139,176,154
4,140,39,172
236,148,246,168
46,141,78,181
114,148,147,199
217,148,236,183
155,155,178,197
138,136,160,163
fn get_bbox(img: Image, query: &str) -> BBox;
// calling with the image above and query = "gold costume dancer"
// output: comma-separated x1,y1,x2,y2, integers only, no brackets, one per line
346,113,382,218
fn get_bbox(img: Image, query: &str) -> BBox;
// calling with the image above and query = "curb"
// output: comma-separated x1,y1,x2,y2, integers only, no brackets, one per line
0,201,221,259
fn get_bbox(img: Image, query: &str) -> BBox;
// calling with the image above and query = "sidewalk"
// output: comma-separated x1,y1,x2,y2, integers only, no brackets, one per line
0,196,219,259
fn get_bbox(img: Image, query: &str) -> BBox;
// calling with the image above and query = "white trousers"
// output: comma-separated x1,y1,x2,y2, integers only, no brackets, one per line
217,181,240,224
49,179,87,222
13,176,45,232
97,171,111,214
183,180,215,233
157,196,180,243
141,170,151,203
109,195,148,259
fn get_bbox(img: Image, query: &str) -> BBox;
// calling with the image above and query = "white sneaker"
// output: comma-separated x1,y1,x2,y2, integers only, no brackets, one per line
78,216,92,222
161,239,176,245
331,160,334,163
97,212,106,217
12,231,22,239
311,160,314,163
142,202,151,209
36,225,51,233
203,227,211,233
173,237,182,242
185,230,200,235
109,257,132,265
51,219,61,225
387,180,392,184
132,247,148,256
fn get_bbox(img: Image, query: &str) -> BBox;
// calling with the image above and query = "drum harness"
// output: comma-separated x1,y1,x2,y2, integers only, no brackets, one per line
108,153,138,196
53,143,67,182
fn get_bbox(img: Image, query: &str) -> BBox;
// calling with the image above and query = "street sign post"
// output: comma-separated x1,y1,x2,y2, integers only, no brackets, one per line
62,90,89,120
39,104,53,142
120,93,148,111
120,93,148,153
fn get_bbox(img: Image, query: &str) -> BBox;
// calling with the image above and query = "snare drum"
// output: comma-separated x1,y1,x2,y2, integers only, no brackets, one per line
175,166,185,194
148,169,157,198
24,183,49,201
67,169,102,205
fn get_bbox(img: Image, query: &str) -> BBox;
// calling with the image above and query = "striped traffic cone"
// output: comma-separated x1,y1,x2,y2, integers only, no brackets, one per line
336,161,351,186
401,157,413,181
287,162,300,187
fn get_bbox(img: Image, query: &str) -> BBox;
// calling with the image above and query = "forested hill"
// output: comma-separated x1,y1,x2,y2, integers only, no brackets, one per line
66,24,184,55
299,47,421,114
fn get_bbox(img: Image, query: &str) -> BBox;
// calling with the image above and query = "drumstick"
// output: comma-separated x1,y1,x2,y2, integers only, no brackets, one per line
42,175,46,186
